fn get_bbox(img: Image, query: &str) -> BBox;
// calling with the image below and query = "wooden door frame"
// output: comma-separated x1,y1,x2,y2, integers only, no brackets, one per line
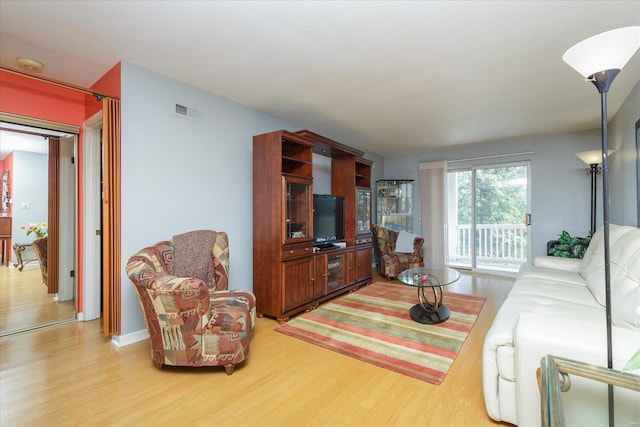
47,136,60,294
0,114,79,299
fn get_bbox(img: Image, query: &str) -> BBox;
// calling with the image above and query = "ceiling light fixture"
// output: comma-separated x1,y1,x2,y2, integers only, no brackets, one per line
16,57,44,73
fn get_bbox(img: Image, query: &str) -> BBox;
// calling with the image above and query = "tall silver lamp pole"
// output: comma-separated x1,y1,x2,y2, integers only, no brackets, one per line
563,26,640,427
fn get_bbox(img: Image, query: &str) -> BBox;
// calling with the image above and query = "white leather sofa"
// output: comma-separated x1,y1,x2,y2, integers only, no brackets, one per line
483,224,640,426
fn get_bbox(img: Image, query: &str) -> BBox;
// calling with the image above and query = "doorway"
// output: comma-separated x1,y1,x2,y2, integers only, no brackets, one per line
0,122,77,335
447,162,531,273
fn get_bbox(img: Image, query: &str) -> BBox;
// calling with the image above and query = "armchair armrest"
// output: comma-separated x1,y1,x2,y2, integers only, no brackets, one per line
127,255,210,315
211,289,257,331
412,237,424,256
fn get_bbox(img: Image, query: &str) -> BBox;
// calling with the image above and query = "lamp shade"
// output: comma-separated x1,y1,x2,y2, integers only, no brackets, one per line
563,26,640,77
576,149,614,165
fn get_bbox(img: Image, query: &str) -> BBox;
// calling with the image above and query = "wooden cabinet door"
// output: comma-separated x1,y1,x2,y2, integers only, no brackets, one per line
314,254,327,299
282,176,313,246
356,246,372,283
346,248,356,285
282,256,314,312
326,252,347,293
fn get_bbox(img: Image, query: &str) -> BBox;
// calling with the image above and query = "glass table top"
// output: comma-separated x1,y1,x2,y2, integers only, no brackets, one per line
397,267,461,288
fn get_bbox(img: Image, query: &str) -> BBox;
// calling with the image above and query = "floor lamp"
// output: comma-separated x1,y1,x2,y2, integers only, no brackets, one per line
576,149,614,236
563,26,640,427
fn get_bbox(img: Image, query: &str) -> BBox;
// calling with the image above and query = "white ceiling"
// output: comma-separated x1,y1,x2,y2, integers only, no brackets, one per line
0,123,72,160
0,130,47,160
0,1,639,157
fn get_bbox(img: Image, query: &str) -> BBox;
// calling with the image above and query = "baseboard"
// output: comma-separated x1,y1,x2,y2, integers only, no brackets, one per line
111,329,149,348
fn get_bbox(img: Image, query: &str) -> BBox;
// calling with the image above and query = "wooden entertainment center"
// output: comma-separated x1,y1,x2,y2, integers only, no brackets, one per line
253,129,373,322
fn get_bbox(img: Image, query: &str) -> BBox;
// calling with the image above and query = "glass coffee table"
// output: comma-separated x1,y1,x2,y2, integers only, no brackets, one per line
397,267,461,324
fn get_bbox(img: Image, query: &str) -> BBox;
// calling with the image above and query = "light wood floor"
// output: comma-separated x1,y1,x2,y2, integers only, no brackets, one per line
0,264,75,336
0,270,514,426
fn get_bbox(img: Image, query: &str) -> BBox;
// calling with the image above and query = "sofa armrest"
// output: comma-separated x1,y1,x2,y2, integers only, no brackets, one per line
533,255,581,272
514,312,640,427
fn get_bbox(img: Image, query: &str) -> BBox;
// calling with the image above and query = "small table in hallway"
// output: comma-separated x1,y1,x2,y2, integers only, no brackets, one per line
397,266,461,324
12,242,36,271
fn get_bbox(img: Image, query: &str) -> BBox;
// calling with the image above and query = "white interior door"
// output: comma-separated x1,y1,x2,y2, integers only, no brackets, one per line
57,135,76,302
81,112,102,321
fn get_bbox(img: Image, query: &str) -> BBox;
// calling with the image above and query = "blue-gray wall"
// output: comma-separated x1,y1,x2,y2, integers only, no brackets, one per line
382,130,601,259
11,151,47,243
120,62,299,335
609,81,640,227
118,61,638,336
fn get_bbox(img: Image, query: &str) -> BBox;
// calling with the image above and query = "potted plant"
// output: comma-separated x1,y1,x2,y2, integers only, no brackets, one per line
20,222,48,239
547,230,591,259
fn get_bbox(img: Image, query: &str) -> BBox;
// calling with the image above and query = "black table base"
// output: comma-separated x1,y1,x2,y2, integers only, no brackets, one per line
409,302,450,324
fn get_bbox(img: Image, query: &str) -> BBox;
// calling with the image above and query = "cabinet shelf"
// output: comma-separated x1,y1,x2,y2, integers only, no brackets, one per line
282,157,312,177
355,158,372,188
376,179,414,233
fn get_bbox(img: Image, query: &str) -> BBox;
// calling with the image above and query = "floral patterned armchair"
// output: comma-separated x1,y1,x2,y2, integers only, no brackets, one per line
126,230,256,375
372,224,424,279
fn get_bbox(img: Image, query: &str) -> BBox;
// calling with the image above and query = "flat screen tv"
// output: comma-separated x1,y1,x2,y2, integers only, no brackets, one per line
313,194,345,245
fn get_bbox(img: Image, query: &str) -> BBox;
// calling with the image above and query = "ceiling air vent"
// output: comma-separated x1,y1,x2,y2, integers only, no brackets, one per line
174,103,201,121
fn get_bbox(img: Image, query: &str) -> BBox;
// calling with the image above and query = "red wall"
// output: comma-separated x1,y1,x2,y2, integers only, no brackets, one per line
0,64,121,313
0,71,88,123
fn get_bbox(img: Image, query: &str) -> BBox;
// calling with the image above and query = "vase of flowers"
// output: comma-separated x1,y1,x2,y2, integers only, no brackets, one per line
21,222,48,238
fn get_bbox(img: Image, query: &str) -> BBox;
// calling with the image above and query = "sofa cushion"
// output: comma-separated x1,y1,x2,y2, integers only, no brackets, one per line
579,225,640,330
509,276,599,306
518,261,585,286
610,228,640,329
531,255,581,271
580,225,636,305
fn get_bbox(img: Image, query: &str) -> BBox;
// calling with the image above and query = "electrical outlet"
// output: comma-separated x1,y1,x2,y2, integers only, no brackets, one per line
21,202,30,209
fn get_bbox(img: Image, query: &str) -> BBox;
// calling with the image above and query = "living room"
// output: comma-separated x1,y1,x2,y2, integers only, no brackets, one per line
1,1,639,426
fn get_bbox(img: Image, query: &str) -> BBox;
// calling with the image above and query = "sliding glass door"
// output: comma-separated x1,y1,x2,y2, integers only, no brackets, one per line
447,162,530,272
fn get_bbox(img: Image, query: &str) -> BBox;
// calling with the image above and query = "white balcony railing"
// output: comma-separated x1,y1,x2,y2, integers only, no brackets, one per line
449,223,528,270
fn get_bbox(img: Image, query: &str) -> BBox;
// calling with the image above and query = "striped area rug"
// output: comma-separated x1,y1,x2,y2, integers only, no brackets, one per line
274,281,485,384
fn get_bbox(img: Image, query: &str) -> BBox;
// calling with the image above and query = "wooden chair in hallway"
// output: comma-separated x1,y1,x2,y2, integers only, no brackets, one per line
31,237,48,287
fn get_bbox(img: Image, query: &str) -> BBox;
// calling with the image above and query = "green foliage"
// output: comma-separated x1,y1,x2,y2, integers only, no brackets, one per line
453,166,527,225
623,348,640,373
549,230,591,259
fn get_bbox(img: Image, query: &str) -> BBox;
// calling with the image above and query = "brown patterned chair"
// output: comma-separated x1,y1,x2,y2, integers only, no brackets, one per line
126,230,256,375
32,236,48,287
372,224,424,279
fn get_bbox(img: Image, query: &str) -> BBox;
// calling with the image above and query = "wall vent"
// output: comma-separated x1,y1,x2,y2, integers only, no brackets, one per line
174,103,201,121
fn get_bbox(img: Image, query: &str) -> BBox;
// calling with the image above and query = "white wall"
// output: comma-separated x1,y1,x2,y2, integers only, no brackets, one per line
312,154,331,194
120,62,298,335
382,129,602,259
609,81,639,227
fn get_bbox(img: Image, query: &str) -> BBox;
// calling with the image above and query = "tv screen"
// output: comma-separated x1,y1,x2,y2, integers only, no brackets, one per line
313,194,345,243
